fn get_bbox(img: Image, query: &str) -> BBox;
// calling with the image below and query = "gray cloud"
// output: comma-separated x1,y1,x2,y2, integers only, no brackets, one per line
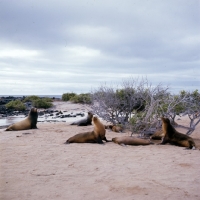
0,0,199,95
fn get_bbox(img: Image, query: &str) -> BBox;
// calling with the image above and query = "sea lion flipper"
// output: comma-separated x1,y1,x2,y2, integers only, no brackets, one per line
160,137,168,144
31,127,38,129
96,135,104,144
102,136,112,142
5,127,12,131
184,146,196,150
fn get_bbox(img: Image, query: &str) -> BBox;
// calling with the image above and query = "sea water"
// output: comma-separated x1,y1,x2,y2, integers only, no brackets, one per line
0,95,87,127
0,95,62,98
0,112,87,127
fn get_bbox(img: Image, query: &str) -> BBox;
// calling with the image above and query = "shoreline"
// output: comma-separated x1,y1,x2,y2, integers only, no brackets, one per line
0,101,92,128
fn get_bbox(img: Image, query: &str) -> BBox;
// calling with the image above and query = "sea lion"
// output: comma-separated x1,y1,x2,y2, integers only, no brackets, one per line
160,117,196,149
70,112,93,126
150,129,164,140
105,124,123,133
112,136,153,146
65,116,110,144
5,108,38,131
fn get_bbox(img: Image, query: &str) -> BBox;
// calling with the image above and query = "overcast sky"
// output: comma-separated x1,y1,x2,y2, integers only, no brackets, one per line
0,0,199,95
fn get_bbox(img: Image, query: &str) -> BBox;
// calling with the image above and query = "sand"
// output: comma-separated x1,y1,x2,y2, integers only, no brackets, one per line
0,101,200,200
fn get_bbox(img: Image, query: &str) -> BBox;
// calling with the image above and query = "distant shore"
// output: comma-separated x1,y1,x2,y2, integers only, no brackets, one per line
0,101,91,128
0,95,62,98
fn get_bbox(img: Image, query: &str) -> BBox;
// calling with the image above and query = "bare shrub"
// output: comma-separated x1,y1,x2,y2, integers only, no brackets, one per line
91,78,200,136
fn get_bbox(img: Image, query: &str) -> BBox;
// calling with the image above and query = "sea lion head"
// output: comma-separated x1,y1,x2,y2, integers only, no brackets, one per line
112,137,117,143
87,111,93,119
92,116,98,123
161,117,172,136
30,107,37,113
30,107,38,116
29,107,38,129
161,117,170,124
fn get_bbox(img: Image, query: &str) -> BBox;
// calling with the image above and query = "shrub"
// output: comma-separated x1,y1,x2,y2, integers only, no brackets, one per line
32,99,53,109
42,97,53,102
23,95,53,109
23,95,40,102
5,100,26,111
70,93,91,104
91,77,200,136
62,93,76,101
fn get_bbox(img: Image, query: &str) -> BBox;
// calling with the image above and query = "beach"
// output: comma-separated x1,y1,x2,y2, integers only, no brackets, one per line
0,101,200,200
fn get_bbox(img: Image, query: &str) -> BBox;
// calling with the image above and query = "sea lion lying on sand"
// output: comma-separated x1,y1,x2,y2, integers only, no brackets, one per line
70,112,93,126
160,117,196,149
65,116,111,144
112,136,153,146
105,124,123,133
5,108,38,131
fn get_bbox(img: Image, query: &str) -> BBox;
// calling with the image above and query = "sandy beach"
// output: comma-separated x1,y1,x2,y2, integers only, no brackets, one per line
0,101,200,200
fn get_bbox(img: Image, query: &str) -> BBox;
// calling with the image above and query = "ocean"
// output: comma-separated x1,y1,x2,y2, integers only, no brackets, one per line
0,95,62,99
0,94,62,127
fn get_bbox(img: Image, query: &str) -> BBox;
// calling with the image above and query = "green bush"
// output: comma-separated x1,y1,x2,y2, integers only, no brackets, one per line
5,100,26,111
70,93,91,104
42,97,53,102
23,95,53,109
23,95,40,102
62,93,76,101
32,99,53,109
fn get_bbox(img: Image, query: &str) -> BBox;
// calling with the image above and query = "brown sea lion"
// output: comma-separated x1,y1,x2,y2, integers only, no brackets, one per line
65,116,110,144
160,117,196,149
150,129,164,140
105,124,123,133
112,136,153,146
5,108,38,131
70,112,93,126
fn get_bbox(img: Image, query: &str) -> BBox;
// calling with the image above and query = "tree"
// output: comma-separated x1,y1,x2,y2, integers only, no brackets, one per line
91,78,169,135
179,90,200,135
91,77,200,136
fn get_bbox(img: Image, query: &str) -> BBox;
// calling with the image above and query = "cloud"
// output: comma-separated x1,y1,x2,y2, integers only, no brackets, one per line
0,0,199,95
0,48,39,58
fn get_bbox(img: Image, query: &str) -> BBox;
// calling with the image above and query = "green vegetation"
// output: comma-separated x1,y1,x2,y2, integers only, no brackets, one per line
41,97,53,102
23,95,40,102
32,99,53,109
62,92,91,104
62,93,76,101
5,100,26,111
23,95,53,109
69,93,91,104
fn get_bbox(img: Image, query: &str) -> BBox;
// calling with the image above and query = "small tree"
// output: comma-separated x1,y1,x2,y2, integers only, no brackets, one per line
158,92,186,122
91,78,169,135
180,90,200,135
